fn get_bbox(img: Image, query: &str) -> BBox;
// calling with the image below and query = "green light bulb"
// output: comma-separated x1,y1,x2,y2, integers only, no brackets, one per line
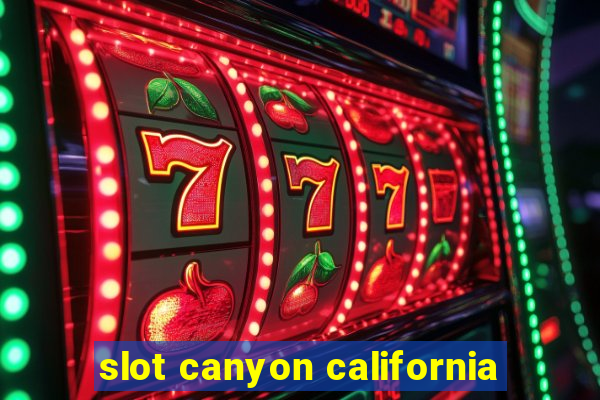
0,86,13,113
534,345,544,360
0,243,26,275
0,288,28,321
540,377,549,391
493,1,503,14
0,339,30,373
537,361,546,376
0,51,10,77
0,123,16,152
0,202,23,231
0,0,4,18
529,314,539,328
4,391,31,400
0,162,20,191
527,298,536,312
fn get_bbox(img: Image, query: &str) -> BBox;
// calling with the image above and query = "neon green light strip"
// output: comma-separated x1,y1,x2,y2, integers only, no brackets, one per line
487,1,551,398
515,0,549,35
0,2,31,399
537,0,600,388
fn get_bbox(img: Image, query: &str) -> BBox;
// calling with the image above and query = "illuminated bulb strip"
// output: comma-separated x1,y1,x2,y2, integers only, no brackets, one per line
57,18,126,399
320,90,369,334
40,0,451,118
0,3,31,392
485,1,551,397
476,136,502,269
213,56,275,340
536,0,600,387
390,111,429,308
444,128,472,282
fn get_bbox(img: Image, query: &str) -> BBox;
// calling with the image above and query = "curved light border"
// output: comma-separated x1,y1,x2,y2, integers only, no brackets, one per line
515,0,549,35
537,0,600,388
485,1,551,397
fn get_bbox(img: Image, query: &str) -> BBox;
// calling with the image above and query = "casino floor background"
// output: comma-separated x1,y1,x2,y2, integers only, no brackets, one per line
0,0,600,399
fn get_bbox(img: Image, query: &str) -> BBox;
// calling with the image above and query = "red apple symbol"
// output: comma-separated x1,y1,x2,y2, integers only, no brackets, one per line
361,239,410,302
141,261,234,352
344,105,396,144
265,100,309,133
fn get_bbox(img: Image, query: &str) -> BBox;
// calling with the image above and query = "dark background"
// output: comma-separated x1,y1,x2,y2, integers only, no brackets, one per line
551,1,600,335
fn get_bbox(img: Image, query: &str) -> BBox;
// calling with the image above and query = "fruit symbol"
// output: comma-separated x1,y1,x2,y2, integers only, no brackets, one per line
419,234,453,288
141,261,234,352
280,241,338,320
360,239,410,303
429,169,459,224
259,85,315,133
96,26,201,76
413,128,446,153
146,72,218,121
343,103,398,144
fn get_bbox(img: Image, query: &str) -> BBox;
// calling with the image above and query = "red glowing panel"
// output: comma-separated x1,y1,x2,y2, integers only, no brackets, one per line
541,316,560,345
428,169,458,224
372,164,410,231
412,0,459,38
283,154,341,234
139,130,233,233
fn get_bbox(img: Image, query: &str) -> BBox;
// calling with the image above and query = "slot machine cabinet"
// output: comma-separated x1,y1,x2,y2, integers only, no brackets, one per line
2,0,528,398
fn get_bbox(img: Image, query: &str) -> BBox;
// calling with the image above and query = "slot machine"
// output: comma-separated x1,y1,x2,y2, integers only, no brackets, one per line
2,0,594,399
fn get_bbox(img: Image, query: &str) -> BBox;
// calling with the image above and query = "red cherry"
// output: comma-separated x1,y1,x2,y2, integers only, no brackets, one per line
280,282,318,320
361,240,409,302
265,100,309,134
413,130,442,153
345,105,395,144
419,260,449,288
141,261,233,352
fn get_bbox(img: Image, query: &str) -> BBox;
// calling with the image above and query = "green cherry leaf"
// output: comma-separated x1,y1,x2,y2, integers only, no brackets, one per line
259,85,282,104
286,253,317,291
425,242,443,270
173,77,218,121
282,89,315,114
315,251,337,285
314,264,337,285
317,251,336,272
441,235,452,257
146,77,179,113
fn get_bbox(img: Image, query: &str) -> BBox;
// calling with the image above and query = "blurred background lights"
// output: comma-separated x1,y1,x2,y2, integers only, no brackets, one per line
0,243,26,275
0,86,13,113
0,202,23,232
0,161,20,191
0,123,16,152
4,390,31,400
0,339,30,373
0,288,29,321
0,51,10,77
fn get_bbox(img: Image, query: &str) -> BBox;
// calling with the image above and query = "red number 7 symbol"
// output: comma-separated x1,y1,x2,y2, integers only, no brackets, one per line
283,154,340,234
372,163,410,230
139,130,234,234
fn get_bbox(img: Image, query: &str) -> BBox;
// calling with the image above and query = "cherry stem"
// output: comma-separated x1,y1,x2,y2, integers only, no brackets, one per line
305,241,322,286
385,239,397,264
183,261,206,307
281,92,295,110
